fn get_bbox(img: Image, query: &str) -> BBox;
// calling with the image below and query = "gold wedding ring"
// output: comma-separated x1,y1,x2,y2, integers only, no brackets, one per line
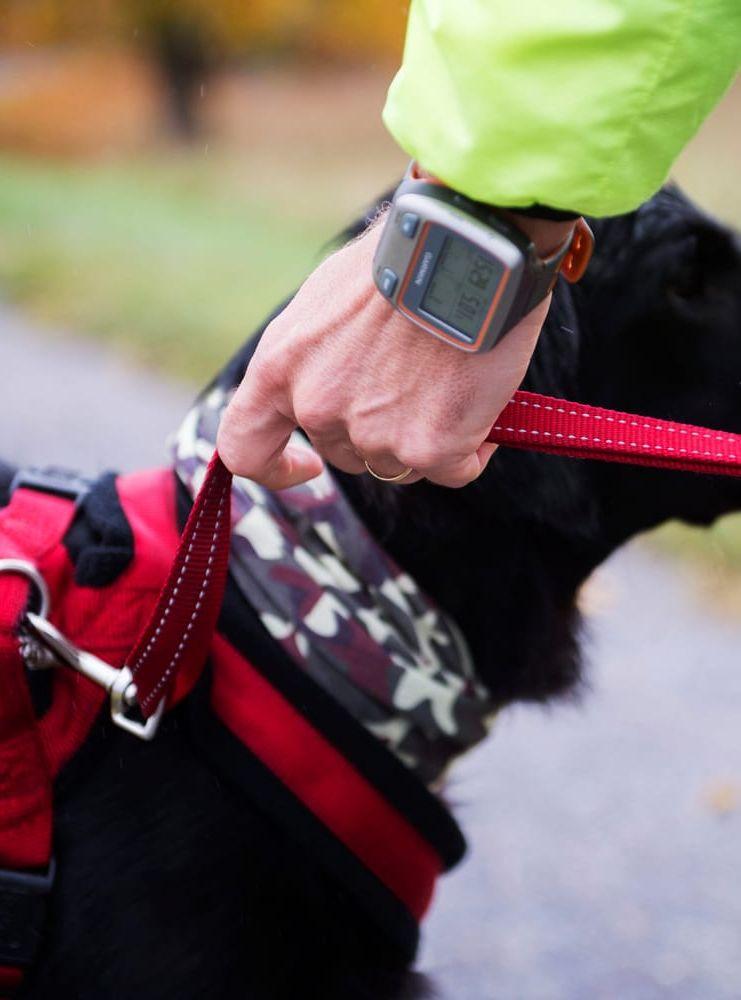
363,460,414,483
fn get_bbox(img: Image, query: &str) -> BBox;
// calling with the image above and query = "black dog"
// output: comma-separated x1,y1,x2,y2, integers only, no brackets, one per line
10,186,741,1000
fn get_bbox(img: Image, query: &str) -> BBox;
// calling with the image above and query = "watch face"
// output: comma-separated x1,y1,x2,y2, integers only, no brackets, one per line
420,234,504,340
400,223,508,346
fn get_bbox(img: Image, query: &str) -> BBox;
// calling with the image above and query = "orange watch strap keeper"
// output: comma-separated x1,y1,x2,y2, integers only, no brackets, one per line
559,218,594,284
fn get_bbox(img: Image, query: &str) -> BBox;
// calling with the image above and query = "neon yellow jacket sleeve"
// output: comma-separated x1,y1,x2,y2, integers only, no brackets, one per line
383,0,741,217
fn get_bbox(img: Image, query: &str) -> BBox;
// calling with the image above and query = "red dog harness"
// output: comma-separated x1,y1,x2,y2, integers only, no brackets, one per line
1,393,741,995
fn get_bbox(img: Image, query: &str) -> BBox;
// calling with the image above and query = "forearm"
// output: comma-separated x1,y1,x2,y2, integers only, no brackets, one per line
384,0,741,217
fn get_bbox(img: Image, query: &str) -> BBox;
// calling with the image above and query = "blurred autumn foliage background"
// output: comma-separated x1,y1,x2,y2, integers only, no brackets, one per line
0,0,410,375
0,0,406,147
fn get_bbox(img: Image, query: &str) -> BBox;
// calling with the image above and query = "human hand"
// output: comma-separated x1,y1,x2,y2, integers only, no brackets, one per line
217,212,572,490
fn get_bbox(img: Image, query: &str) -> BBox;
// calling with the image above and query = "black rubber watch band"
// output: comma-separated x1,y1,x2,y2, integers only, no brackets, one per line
505,203,581,223
523,235,574,313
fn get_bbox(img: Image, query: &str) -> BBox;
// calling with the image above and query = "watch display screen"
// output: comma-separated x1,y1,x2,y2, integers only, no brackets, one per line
420,236,503,339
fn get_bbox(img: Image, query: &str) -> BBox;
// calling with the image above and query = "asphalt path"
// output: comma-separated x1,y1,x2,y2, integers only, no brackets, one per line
2,308,741,1000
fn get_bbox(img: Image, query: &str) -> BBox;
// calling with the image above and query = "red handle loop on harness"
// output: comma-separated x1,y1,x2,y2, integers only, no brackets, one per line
128,453,232,717
489,391,741,477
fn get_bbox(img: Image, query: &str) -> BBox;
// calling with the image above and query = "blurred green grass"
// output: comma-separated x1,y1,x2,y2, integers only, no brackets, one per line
0,152,338,379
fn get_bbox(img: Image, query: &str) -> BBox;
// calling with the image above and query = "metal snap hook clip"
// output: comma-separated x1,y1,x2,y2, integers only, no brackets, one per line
23,612,164,741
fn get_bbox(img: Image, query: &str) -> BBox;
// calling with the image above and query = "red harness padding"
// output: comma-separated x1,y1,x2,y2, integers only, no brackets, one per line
0,489,96,997
1,397,741,993
0,497,67,999
0,469,205,996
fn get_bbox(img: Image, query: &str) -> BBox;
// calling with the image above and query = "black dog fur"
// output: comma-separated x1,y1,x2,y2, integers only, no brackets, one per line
13,186,741,1000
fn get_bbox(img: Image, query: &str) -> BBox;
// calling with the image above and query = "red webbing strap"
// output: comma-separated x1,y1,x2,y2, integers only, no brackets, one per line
489,391,741,477
210,634,442,921
128,453,232,717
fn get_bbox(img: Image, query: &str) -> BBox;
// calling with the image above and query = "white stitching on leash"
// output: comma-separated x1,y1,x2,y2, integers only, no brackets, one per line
510,397,735,444
494,425,736,461
134,475,228,710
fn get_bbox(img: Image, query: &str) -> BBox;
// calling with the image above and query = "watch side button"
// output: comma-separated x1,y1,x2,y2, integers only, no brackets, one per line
379,268,398,298
399,212,420,238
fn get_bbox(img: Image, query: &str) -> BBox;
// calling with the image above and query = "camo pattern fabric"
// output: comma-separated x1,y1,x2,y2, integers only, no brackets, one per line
173,386,495,784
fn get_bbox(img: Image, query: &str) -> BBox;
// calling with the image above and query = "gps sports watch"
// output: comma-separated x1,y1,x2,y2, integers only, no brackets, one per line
373,164,593,353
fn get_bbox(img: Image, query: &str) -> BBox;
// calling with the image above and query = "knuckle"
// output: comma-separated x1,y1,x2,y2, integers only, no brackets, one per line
220,395,252,433
216,425,252,478
348,426,385,459
350,438,378,461
397,439,444,471
253,350,288,394
329,451,366,475
294,398,339,436
225,372,274,428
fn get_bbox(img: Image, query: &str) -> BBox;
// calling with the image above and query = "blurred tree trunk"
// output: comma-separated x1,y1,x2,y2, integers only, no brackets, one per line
149,20,211,140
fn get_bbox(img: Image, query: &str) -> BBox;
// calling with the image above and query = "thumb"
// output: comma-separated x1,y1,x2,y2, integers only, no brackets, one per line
217,393,323,491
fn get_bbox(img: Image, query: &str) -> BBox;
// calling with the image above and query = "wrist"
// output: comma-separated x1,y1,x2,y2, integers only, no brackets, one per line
412,163,575,257
501,212,575,259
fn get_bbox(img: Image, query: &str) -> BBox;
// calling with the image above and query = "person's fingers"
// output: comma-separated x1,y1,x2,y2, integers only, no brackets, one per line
303,433,367,476
476,441,499,468
217,392,323,490
360,450,425,485
421,452,485,489
348,430,425,484
337,440,425,482
404,439,498,489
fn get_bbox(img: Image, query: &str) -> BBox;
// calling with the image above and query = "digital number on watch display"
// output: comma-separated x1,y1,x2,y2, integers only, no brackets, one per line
419,235,503,340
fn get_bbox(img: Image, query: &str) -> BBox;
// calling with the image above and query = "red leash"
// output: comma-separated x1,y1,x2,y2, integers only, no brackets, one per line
490,391,741,478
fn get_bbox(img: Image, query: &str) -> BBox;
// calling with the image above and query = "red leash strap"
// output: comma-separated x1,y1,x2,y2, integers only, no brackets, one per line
490,391,741,477
128,453,232,717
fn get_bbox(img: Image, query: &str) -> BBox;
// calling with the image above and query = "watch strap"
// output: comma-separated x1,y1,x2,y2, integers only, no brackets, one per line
504,203,580,222
524,218,594,314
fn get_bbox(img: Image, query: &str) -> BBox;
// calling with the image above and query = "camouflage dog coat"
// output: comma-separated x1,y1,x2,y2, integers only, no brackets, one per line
174,386,495,785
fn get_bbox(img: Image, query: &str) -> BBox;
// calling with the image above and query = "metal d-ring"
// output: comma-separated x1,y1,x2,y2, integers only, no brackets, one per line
0,558,50,619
